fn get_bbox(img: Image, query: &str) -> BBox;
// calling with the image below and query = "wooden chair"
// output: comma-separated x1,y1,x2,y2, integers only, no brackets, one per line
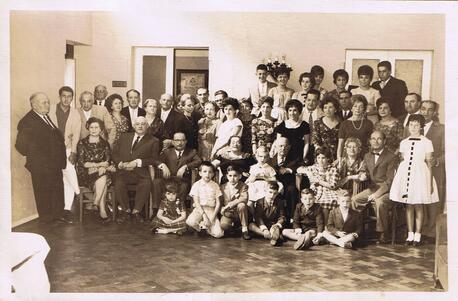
78,186,115,223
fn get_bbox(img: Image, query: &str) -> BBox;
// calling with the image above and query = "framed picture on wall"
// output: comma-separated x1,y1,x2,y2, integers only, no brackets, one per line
176,69,209,95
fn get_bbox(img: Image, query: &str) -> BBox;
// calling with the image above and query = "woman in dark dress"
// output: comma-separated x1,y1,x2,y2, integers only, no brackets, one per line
212,135,255,184
237,98,256,154
144,98,165,142
336,94,374,160
312,96,340,162
179,94,199,150
76,117,115,222
274,99,310,164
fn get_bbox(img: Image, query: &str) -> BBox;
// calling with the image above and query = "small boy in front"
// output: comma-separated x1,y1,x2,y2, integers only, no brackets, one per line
186,161,224,238
322,189,362,249
248,181,286,246
220,165,251,240
282,188,324,250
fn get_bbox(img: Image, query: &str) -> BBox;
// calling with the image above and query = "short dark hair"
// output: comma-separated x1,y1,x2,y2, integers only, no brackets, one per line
85,117,105,131
105,93,124,113
298,72,316,86
406,92,422,103
376,97,391,110
320,96,339,111
407,114,426,128
285,99,303,114
59,86,74,97
214,90,228,98
240,98,254,110
266,181,279,191
223,97,240,110
339,90,352,97
377,61,392,71
228,135,242,145
306,89,320,99
314,146,332,160
256,64,268,71
301,188,315,196
260,96,274,108
173,131,187,140
226,165,242,175
310,65,324,76
199,161,216,173
164,180,178,194
273,67,290,79
357,65,374,80
352,94,368,110
126,89,140,98
332,69,349,84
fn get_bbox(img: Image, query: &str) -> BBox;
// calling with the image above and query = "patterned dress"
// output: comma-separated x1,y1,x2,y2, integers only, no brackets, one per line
111,113,129,148
312,117,340,161
301,164,340,209
150,198,187,231
147,117,165,141
76,136,111,188
268,86,294,121
338,119,374,155
251,117,277,151
198,117,222,161
374,119,403,153
336,157,367,194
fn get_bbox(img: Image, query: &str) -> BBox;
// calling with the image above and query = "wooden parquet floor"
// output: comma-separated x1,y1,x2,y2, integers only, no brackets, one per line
13,213,440,293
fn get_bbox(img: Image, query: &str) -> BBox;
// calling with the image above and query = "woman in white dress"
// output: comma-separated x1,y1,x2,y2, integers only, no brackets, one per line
210,98,243,159
390,114,439,246
268,67,294,122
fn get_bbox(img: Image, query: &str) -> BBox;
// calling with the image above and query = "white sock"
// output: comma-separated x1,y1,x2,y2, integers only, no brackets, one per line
407,232,414,241
414,232,421,242
242,226,248,232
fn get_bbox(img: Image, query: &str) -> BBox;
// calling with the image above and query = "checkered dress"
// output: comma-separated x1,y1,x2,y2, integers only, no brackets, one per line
150,198,187,230
304,164,340,209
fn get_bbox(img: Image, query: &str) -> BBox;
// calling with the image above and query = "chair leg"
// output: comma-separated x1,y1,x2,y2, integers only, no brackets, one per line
79,193,83,223
391,207,397,245
111,189,116,222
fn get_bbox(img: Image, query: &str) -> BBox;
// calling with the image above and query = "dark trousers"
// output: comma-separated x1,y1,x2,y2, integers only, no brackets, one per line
115,171,151,212
277,173,299,222
30,169,65,222
152,177,191,208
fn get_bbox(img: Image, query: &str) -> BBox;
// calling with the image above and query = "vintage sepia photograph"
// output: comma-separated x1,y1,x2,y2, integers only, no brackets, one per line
2,0,456,300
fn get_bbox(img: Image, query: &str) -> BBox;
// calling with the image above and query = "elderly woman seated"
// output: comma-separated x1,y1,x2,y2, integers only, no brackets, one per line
335,137,367,195
76,117,115,222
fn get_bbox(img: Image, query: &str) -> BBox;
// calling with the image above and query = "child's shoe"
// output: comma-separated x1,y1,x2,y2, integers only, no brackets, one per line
270,226,280,246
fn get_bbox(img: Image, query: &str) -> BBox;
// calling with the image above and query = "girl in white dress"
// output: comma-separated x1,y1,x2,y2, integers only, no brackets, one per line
350,65,381,124
390,114,439,246
211,98,243,159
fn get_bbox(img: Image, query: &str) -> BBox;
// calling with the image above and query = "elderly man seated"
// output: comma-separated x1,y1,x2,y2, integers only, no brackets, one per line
112,116,160,223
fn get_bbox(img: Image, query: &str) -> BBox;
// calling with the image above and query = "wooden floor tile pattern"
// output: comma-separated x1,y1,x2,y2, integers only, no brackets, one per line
13,213,440,293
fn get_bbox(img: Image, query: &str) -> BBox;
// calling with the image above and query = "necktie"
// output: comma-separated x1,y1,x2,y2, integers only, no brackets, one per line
131,135,141,152
380,81,385,89
343,111,348,119
44,115,56,129
98,101,101,106
308,113,314,132
177,151,182,160
278,156,285,166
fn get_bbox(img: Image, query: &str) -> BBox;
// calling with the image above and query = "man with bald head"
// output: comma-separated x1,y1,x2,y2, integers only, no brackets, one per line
112,116,161,223
159,93,187,149
94,85,109,108
16,92,70,224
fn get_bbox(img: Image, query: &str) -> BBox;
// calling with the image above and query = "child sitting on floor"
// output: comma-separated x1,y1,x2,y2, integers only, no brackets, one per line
150,180,187,235
322,189,362,249
220,165,251,240
282,188,324,250
248,181,286,246
186,161,224,238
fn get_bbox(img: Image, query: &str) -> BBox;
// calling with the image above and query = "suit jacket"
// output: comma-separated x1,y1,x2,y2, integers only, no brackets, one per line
363,148,398,196
336,109,352,121
220,181,249,206
159,147,202,177
327,207,362,236
78,105,116,146
121,106,146,132
425,121,446,200
292,203,324,233
158,109,187,140
49,104,81,153
112,132,160,178
16,110,67,173
372,76,408,118
270,152,301,177
249,81,277,115
254,196,286,228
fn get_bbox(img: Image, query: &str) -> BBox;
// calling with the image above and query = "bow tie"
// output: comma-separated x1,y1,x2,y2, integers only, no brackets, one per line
409,138,421,141
372,152,381,156
301,93,307,96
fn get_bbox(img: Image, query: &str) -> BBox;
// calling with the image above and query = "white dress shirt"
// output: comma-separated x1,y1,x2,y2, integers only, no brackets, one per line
340,206,349,222
424,120,433,136
161,108,172,123
83,109,92,121
129,107,139,126
258,81,268,97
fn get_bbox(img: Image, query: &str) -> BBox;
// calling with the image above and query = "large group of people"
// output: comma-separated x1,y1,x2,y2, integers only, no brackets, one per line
15,60,445,249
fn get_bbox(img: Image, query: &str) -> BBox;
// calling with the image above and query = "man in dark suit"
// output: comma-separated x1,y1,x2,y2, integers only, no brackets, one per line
336,90,353,120
158,93,187,149
352,130,398,244
15,92,70,224
112,116,160,223
372,61,408,118
94,84,109,109
194,87,209,116
399,93,422,138
121,89,146,132
270,137,301,223
152,131,202,211
421,100,445,238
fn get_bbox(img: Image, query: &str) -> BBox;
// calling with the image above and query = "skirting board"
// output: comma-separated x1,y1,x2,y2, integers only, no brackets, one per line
12,214,38,228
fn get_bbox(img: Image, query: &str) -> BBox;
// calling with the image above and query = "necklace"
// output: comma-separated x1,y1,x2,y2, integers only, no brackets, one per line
351,118,364,130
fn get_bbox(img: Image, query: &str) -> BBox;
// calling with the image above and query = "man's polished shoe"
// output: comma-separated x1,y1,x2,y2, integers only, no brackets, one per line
55,216,73,224
270,226,280,246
